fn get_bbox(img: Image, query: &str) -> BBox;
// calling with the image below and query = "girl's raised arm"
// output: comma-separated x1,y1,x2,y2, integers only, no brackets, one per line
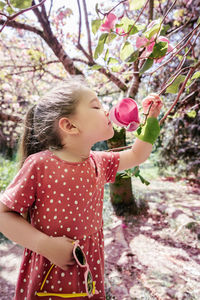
117,94,162,172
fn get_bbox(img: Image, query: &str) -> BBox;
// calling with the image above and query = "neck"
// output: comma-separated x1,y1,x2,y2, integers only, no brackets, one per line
51,141,92,163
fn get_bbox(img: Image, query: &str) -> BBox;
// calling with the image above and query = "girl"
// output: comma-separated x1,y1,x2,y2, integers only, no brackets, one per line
0,78,162,299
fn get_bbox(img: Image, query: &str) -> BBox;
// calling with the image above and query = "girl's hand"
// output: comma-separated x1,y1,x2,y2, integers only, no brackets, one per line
39,235,76,270
142,93,163,118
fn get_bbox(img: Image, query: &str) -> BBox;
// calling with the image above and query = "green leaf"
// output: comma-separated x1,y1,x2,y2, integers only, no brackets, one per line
108,57,119,65
127,24,138,35
125,50,139,63
91,64,102,70
11,0,32,9
133,166,140,177
94,33,108,59
136,125,142,135
104,49,109,61
166,75,186,94
95,3,99,17
160,24,170,36
138,175,150,185
105,33,117,44
92,19,101,35
191,71,200,80
94,44,104,60
110,65,122,72
144,21,161,39
120,41,134,61
99,33,108,42
187,110,196,118
0,1,6,9
119,17,139,35
139,58,153,75
129,0,145,10
149,41,168,59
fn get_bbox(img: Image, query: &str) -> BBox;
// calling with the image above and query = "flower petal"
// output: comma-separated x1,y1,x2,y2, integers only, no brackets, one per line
100,13,117,32
109,98,140,131
136,36,149,49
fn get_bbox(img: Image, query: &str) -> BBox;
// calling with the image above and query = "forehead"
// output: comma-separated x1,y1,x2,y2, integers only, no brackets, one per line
76,88,98,104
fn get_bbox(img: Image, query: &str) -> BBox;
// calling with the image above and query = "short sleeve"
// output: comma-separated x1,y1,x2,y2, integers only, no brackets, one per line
95,151,120,183
0,155,37,213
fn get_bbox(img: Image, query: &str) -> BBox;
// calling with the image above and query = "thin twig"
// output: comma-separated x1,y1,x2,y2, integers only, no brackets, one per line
0,0,47,33
113,0,150,37
82,0,93,57
159,60,200,125
150,23,200,75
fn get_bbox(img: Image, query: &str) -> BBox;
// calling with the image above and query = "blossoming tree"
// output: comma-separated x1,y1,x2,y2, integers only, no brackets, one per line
0,0,199,214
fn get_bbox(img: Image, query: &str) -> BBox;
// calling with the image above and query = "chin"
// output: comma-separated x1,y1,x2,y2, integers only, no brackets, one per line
106,127,114,139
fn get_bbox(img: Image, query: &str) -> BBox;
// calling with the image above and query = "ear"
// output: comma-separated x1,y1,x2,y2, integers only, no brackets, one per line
58,117,79,135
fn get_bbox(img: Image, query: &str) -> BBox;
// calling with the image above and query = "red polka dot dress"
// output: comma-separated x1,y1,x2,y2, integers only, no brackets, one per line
0,150,120,300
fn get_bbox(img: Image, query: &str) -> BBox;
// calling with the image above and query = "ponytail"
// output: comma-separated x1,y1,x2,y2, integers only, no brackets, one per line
17,78,88,168
17,105,45,168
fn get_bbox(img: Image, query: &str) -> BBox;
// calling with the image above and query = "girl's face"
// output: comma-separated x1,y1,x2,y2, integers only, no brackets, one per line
71,88,114,144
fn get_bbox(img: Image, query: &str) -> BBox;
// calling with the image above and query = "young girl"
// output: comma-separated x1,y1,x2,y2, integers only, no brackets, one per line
0,78,162,300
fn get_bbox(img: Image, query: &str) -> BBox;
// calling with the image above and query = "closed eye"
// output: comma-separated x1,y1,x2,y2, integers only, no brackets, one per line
92,107,101,109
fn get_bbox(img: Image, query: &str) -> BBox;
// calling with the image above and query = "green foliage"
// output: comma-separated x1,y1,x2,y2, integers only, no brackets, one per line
11,0,31,9
166,75,186,94
144,20,162,39
92,19,101,35
118,16,139,35
129,0,146,10
119,166,150,185
150,41,168,59
191,71,200,80
120,41,134,61
0,0,32,13
94,33,108,59
0,155,18,191
125,50,139,63
90,64,102,70
158,110,200,177
139,58,153,75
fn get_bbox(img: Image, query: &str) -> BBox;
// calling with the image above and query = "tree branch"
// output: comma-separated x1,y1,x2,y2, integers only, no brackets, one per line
0,19,45,38
0,0,47,33
148,0,154,22
82,0,93,58
160,61,200,125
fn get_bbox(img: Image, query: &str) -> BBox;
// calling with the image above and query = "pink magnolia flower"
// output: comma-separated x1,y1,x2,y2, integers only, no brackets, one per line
100,13,117,32
109,98,140,132
116,27,127,36
136,35,173,62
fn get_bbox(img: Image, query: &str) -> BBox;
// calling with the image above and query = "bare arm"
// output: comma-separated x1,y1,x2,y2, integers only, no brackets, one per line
117,139,152,172
0,202,75,270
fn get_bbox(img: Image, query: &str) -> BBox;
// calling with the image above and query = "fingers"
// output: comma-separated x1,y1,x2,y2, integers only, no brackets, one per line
142,94,162,110
65,237,75,243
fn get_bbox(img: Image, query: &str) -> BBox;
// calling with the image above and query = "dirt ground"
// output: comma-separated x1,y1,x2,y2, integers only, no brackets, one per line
104,178,200,300
0,178,200,300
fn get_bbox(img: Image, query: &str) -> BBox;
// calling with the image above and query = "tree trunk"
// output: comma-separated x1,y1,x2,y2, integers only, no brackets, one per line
107,128,138,216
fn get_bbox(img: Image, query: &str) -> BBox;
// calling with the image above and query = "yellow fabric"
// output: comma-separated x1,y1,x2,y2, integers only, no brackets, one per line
36,263,96,298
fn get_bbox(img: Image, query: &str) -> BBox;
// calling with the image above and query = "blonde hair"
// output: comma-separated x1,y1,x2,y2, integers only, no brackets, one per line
18,77,88,167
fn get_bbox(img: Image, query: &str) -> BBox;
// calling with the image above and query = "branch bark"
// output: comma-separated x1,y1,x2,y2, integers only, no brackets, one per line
160,60,200,124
